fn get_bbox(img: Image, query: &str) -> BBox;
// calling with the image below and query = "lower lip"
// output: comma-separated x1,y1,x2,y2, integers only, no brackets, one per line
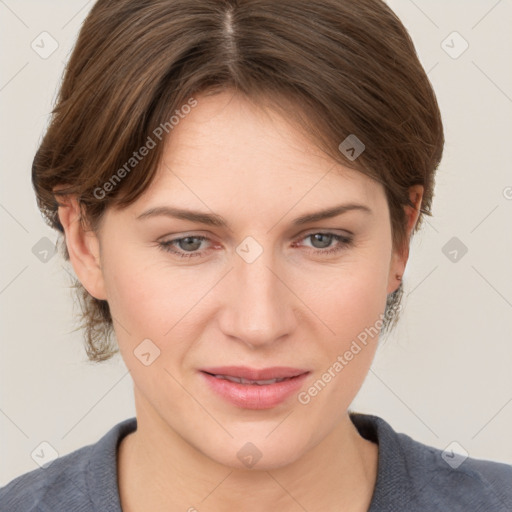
200,371,310,410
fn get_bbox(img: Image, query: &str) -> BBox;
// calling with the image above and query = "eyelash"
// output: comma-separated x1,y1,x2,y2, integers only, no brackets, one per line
157,232,354,259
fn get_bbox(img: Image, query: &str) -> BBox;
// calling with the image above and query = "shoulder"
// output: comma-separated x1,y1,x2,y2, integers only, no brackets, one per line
396,428,512,510
350,412,512,511
0,417,137,512
0,443,94,512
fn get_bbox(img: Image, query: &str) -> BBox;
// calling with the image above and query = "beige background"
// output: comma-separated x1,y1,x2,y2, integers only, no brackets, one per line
1,0,511,485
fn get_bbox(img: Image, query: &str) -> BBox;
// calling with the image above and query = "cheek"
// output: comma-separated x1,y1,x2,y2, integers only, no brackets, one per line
98,253,178,374
102,255,161,328
101,241,187,325
310,250,390,336
101,249,210,362
314,278,386,385
305,247,390,386
297,271,387,416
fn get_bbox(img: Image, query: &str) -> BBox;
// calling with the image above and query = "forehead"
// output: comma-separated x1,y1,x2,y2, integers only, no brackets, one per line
130,91,386,218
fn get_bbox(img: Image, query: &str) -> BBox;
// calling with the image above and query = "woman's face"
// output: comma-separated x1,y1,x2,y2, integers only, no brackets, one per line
72,91,415,469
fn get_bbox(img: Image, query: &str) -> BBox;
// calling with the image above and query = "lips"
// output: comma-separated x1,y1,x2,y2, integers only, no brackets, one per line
208,375,290,385
199,366,309,381
199,366,311,409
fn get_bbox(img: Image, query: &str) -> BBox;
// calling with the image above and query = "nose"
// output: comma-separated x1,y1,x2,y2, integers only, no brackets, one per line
216,246,297,349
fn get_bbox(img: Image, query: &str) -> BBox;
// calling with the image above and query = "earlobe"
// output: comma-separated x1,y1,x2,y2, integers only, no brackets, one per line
56,194,107,301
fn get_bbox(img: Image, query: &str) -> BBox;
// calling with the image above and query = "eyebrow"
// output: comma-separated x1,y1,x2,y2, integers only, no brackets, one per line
136,203,372,227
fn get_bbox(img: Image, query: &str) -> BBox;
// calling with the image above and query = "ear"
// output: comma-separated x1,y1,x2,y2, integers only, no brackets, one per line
387,184,424,294
55,191,107,301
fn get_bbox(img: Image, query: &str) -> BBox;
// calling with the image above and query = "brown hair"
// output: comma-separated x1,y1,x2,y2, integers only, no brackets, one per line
32,0,444,362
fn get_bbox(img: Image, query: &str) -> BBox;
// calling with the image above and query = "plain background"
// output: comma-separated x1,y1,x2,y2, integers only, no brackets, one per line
1,0,511,486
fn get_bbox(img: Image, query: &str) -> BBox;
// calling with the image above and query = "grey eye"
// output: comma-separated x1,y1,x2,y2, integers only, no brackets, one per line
308,233,334,249
176,236,204,252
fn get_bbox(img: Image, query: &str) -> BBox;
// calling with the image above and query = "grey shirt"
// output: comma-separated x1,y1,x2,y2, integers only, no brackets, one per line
1,413,511,511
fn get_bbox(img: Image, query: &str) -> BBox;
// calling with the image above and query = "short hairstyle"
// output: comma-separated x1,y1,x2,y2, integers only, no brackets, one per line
32,0,444,362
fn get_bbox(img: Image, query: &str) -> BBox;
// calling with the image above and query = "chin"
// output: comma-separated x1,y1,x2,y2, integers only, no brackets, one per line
203,433,309,471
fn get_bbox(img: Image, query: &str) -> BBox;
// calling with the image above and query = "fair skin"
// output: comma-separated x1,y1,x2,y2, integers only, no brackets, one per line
56,91,422,512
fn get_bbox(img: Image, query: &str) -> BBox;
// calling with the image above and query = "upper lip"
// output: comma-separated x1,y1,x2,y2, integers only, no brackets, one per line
200,366,310,380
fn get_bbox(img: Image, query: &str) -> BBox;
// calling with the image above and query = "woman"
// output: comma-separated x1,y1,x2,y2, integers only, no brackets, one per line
1,0,511,511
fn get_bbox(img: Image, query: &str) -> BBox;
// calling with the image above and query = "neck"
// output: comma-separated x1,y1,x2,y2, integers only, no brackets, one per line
118,395,378,512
